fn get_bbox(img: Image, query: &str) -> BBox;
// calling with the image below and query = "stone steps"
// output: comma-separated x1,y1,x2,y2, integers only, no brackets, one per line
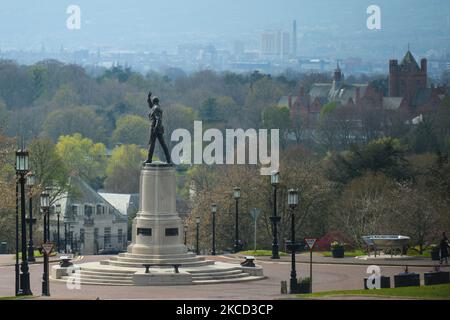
119,252,197,259
191,272,250,281
113,256,204,264
77,271,134,280
60,276,133,286
193,276,266,285
104,259,215,268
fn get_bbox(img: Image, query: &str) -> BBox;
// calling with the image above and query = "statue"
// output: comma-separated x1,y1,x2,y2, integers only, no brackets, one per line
144,91,172,165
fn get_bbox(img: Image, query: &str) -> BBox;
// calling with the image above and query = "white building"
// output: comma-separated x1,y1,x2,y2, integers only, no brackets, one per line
50,177,128,255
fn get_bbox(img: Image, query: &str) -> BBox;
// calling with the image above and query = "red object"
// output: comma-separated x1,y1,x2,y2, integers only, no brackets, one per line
314,231,354,251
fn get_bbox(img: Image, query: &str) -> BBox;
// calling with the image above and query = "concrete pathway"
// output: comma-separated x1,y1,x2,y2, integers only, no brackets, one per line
0,254,446,300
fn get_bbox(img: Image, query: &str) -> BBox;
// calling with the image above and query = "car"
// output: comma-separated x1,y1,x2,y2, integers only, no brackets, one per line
97,248,123,255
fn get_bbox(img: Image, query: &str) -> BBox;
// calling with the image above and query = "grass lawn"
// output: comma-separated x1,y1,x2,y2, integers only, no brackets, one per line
321,250,366,258
239,250,288,257
0,295,33,300
299,284,450,300
17,250,57,259
321,248,432,258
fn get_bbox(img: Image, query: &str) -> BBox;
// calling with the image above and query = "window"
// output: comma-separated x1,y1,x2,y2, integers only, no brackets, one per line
84,204,93,216
165,228,179,236
72,205,79,216
97,204,106,215
80,228,85,244
94,228,98,241
104,227,111,246
118,229,123,244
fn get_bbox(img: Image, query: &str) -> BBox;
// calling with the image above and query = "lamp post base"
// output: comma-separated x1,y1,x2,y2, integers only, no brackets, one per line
271,243,280,259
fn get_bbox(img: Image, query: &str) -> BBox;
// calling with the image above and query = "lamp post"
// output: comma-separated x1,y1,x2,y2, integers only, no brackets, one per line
55,204,61,252
195,216,200,255
26,173,36,263
288,188,299,294
270,170,281,259
233,186,241,253
64,220,68,254
211,203,217,256
15,166,19,296
16,149,32,296
40,190,50,296
183,225,188,246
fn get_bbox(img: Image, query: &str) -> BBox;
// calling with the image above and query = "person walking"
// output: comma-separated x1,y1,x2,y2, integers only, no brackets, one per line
440,232,449,265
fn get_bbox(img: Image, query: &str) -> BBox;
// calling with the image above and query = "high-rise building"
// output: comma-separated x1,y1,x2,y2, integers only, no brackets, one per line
292,20,298,57
261,30,290,57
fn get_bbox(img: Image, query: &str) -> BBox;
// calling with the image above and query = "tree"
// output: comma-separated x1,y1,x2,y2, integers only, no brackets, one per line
261,106,291,149
29,138,70,201
0,134,16,252
325,137,412,185
55,133,107,188
104,144,146,193
43,106,107,144
111,115,148,147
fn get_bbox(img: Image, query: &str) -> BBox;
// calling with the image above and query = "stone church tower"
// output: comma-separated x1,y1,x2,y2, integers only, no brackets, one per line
389,50,427,103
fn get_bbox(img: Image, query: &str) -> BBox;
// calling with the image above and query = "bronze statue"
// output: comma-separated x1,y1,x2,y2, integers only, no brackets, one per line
144,92,172,164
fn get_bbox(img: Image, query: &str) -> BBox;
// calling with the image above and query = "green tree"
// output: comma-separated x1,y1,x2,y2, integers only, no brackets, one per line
55,133,107,187
325,137,412,185
262,106,291,149
43,106,107,143
104,144,146,193
111,115,148,146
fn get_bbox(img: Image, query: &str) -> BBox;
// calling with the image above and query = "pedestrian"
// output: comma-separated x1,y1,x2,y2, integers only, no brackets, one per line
440,232,449,265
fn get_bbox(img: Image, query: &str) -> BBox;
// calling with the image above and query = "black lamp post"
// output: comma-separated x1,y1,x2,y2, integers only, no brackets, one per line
288,188,299,294
55,204,61,253
183,225,188,246
64,221,68,254
15,167,19,296
195,216,200,255
233,186,241,253
211,203,217,256
270,170,281,259
26,172,36,263
16,149,32,296
40,190,50,296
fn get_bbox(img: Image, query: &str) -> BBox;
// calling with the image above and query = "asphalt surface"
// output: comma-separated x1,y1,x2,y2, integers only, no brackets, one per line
0,254,447,300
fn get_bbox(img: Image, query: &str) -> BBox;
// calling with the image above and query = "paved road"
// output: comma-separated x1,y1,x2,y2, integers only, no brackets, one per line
1,254,447,300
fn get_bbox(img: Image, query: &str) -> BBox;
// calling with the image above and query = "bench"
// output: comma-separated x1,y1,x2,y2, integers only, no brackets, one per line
240,256,256,267
143,264,181,274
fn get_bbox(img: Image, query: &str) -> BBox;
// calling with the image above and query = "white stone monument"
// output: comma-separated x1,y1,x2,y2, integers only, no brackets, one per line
51,162,264,286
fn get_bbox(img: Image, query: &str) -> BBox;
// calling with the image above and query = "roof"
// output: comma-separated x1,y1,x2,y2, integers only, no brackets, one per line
99,192,138,216
383,97,403,110
399,50,420,71
64,176,126,220
309,84,332,99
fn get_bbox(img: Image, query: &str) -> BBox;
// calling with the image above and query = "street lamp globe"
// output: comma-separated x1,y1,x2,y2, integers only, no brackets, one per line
195,216,201,225
15,149,29,173
40,190,50,209
271,170,279,186
211,203,217,214
233,186,241,199
26,172,35,187
55,204,61,215
288,189,299,209
183,225,188,233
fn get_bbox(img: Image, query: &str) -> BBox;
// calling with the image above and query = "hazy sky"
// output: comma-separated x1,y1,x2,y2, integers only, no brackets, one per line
0,0,449,56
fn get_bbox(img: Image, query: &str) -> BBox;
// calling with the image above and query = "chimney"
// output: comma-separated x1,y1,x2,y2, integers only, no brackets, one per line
299,86,305,97
421,58,427,74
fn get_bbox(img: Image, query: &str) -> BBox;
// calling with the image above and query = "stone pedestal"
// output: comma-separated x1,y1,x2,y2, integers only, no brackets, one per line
82,219,95,255
127,163,187,255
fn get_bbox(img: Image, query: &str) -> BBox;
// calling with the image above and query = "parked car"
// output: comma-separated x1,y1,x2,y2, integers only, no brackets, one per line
97,248,123,255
